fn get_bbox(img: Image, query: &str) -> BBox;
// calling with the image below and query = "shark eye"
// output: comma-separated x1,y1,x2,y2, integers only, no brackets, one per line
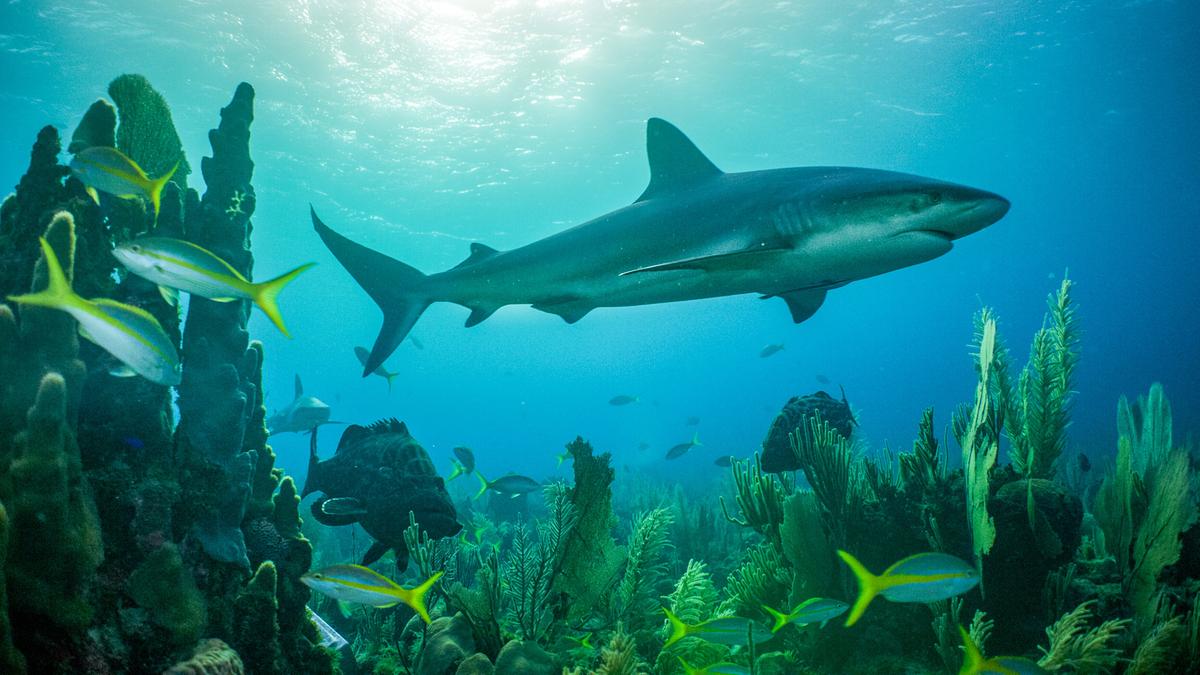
928,191,943,205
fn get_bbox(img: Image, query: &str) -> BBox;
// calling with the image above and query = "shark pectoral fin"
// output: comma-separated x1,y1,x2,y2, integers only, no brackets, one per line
532,297,594,324
465,305,499,327
619,245,790,276
777,288,828,323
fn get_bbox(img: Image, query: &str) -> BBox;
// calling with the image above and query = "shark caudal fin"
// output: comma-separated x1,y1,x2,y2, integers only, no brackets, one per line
312,207,432,377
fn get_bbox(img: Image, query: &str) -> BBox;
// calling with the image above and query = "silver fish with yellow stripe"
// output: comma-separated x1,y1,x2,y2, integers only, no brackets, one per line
112,237,314,337
837,550,980,626
69,146,178,220
8,238,181,386
300,564,442,624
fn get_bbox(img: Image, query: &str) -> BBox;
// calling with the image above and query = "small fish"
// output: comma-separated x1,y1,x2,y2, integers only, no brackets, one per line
1077,453,1091,473
759,343,784,358
714,455,736,467
637,441,650,451
677,657,751,675
408,335,424,350
300,564,442,624
447,458,468,482
762,597,849,632
453,446,476,473
958,625,1047,674
565,632,594,650
556,450,572,467
354,346,399,391
474,472,541,499
306,607,348,650
816,373,831,384
8,238,181,386
69,146,178,220
685,416,701,426
112,237,314,337
609,395,638,406
666,432,702,460
663,608,773,647
838,550,980,626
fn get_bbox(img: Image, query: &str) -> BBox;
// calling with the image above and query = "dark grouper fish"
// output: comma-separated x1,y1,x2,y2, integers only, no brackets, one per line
312,118,1009,377
302,419,462,570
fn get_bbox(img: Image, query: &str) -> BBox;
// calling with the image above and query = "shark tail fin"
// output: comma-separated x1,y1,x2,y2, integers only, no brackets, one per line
385,371,398,393
312,207,433,377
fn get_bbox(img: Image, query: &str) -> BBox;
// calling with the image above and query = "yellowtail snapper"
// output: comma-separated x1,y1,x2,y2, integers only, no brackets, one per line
958,625,1047,674
69,146,179,220
299,565,442,624
762,597,849,632
354,346,398,391
837,550,980,626
666,432,702,460
8,238,181,386
474,472,541,499
662,608,773,647
112,237,314,337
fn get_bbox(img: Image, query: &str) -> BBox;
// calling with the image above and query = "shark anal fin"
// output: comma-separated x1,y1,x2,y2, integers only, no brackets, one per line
635,118,723,202
620,245,790,277
777,288,828,324
453,242,501,270
532,297,594,324
465,305,499,328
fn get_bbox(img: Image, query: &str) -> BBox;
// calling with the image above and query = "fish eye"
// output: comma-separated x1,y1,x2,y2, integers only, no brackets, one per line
928,191,943,205
130,245,142,253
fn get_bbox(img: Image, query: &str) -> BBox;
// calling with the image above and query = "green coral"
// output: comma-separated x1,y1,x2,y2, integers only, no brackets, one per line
1037,601,1128,673
779,491,833,601
234,561,282,675
0,503,26,674
128,543,206,644
958,310,1001,588
719,454,792,551
502,482,576,644
108,74,190,186
556,437,626,623
654,561,726,675
614,507,675,634
721,543,791,622
788,415,869,548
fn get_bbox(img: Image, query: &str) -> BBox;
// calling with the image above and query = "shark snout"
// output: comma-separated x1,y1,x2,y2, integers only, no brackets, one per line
936,186,1010,240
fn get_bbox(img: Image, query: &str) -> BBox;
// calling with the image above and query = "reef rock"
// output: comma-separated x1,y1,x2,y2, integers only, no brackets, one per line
415,612,475,675
761,389,856,473
493,639,557,675
455,653,495,675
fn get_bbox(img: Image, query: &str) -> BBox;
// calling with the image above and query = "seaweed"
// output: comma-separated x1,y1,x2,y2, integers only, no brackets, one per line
1036,601,1128,674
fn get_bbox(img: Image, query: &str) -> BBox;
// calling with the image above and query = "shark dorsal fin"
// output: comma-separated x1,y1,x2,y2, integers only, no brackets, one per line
636,118,722,203
294,374,303,399
453,242,500,270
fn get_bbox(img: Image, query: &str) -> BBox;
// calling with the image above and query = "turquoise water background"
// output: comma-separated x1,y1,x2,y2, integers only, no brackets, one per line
1,1,1196,486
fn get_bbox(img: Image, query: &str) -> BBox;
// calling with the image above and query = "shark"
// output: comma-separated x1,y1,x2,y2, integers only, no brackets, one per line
266,374,332,435
313,118,1010,376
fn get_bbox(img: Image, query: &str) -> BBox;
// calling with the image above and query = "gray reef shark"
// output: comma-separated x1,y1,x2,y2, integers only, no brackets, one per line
313,118,1010,376
266,374,332,435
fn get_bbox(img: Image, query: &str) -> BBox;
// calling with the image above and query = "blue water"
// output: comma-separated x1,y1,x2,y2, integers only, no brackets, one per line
1,0,1196,490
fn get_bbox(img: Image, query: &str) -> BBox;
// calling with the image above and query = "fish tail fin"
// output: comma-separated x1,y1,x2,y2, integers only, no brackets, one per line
396,571,443,624
676,656,699,675
385,371,398,393
837,550,880,627
692,431,702,446
473,471,489,500
8,238,80,310
762,604,791,633
447,461,463,482
146,159,179,220
958,625,984,675
313,206,432,376
662,607,690,648
251,262,317,338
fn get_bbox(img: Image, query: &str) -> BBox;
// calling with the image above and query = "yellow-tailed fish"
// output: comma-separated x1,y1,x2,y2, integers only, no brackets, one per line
69,146,178,219
762,597,849,632
8,238,181,386
662,607,773,648
677,657,752,675
299,564,442,624
958,625,1047,675
837,550,979,626
354,345,398,391
565,632,594,650
556,450,571,467
447,458,467,482
112,237,314,337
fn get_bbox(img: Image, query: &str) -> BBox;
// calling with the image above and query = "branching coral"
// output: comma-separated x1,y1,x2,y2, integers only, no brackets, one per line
501,482,577,644
448,551,504,660
615,508,675,633
899,407,943,496
719,454,792,551
720,543,791,622
653,561,727,674
1007,278,1079,479
788,415,869,548
556,437,626,624
594,627,644,675
1037,601,1128,674
957,310,1001,587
